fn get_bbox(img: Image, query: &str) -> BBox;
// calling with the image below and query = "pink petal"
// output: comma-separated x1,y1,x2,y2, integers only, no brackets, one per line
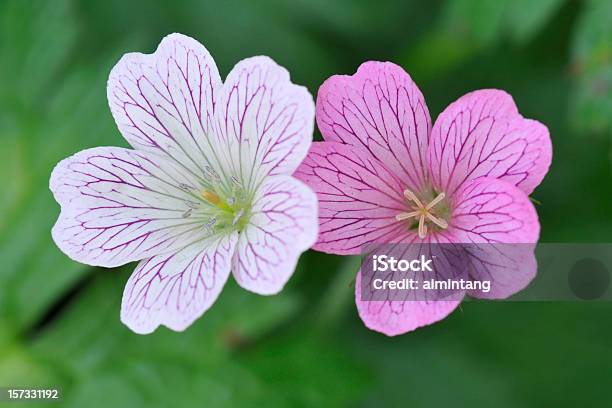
232,176,317,295
214,56,315,191
294,142,410,255
447,177,540,298
50,147,207,267
449,177,540,243
121,232,238,334
428,89,552,196
355,271,461,336
316,61,431,191
107,33,224,181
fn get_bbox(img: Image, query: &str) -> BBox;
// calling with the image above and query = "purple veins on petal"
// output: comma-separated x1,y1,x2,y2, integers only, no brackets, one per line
298,61,552,336
50,33,318,334
49,146,212,268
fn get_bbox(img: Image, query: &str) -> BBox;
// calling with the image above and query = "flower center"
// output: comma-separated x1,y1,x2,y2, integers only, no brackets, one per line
395,188,449,239
179,169,251,233
199,187,250,231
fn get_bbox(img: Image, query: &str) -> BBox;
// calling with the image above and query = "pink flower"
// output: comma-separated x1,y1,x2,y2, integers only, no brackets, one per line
295,61,552,336
50,34,318,334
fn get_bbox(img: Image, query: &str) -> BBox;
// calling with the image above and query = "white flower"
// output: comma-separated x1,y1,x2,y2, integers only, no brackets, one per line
50,34,318,334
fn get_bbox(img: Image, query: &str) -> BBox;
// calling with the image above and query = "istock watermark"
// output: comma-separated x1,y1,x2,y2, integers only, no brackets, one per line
359,243,612,302
372,254,433,272
370,254,491,293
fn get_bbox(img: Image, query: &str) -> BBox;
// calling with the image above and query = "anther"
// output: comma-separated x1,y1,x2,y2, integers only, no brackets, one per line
185,200,200,209
204,217,217,231
204,166,220,182
403,189,424,208
232,209,244,226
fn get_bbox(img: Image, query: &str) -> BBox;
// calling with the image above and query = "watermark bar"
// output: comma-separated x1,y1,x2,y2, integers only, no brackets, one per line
0,387,61,402
359,243,612,302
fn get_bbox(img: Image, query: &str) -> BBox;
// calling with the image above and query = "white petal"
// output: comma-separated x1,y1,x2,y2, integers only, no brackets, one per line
107,33,226,185
50,147,207,267
214,56,315,192
121,232,238,334
232,176,318,295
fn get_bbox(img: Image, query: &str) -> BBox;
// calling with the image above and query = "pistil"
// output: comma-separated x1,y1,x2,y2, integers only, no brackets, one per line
201,190,222,205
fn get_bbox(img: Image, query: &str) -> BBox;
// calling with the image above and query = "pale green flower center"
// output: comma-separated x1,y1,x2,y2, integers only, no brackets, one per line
179,168,252,233
198,185,251,232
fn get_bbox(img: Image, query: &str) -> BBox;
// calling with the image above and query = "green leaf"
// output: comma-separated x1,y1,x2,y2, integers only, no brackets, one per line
504,0,565,44
439,0,508,47
570,0,612,135
404,0,564,79
0,1,125,333
439,0,563,46
4,270,367,406
0,0,76,108
240,330,370,407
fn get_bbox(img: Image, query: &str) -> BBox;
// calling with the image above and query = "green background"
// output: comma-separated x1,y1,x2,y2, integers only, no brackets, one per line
1,0,611,406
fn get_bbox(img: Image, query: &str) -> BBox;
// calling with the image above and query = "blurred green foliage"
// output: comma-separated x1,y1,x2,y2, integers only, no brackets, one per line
570,0,612,134
0,0,611,407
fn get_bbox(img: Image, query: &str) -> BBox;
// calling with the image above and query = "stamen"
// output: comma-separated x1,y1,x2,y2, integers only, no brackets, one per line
185,200,200,209
232,209,244,226
395,211,419,221
426,213,448,229
396,189,449,239
204,166,220,182
403,189,423,208
426,192,446,210
418,214,427,239
204,217,217,231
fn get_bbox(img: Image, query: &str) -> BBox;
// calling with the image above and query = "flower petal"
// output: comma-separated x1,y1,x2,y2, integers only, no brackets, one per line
448,177,540,298
449,177,540,243
294,142,409,255
50,147,208,267
214,56,315,191
316,61,431,190
428,89,552,196
121,232,238,334
232,176,317,295
107,33,224,183
355,271,461,336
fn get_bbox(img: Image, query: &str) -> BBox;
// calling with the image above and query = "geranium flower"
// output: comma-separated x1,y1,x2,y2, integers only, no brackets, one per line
295,61,552,336
50,34,317,334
